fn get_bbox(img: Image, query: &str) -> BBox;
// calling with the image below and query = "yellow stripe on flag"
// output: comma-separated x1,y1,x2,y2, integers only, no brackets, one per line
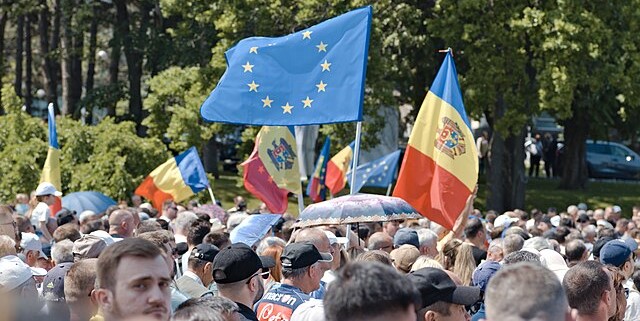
149,158,194,202
41,147,61,191
408,92,478,191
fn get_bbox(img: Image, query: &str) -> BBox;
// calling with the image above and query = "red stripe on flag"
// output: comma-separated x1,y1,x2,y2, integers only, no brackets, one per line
393,145,470,230
242,150,289,214
325,161,346,196
135,176,174,212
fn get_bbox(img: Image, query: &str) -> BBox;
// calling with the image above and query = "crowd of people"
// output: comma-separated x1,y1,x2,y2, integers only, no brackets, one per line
1,182,640,321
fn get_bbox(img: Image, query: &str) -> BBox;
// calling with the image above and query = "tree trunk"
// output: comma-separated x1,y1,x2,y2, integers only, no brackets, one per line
559,103,589,189
203,135,220,179
15,15,23,98
39,0,58,110
0,11,8,115
85,4,98,93
114,0,143,134
70,17,83,119
51,0,61,112
486,97,526,212
60,0,80,116
25,14,33,114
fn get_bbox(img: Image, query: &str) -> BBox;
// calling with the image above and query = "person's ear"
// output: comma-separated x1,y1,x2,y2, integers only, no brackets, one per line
204,262,213,275
94,288,114,312
566,307,578,321
424,310,436,321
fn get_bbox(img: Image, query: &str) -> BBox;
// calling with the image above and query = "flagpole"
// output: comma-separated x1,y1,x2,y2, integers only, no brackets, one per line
207,186,217,204
294,128,306,215
385,183,392,196
346,121,363,245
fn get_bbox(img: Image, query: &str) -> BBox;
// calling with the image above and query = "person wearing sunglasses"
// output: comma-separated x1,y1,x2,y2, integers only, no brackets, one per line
213,243,275,321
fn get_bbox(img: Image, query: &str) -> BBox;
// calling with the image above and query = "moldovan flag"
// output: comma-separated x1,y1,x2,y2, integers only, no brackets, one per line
135,147,209,211
306,136,331,203
40,103,62,216
393,51,478,230
242,127,301,213
325,142,355,195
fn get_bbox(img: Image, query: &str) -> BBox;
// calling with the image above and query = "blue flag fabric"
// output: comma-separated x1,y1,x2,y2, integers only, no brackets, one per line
306,137,331,202
346,150,401,193
200,6,372,125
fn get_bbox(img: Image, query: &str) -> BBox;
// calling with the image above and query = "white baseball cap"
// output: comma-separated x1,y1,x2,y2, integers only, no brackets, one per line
78,210,97,224
20,232,48,259
35,182,62,197
0,255,33,292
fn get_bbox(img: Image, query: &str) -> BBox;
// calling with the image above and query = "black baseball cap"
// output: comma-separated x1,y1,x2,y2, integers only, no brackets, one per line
213,243,275,284
42,262,73,302
191,243,220,262
281,243,332,269
407,267,481,308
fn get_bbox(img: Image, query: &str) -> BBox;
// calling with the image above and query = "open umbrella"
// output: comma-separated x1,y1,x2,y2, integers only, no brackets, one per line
61,191,117,214
193,204,228,224
230,214,282,247
294,193,421,228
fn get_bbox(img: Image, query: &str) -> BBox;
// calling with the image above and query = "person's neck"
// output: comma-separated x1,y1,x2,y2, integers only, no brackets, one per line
219,289,253,309
282,278,308,293
576,309,608,321
68,307,91,321
466,237,484,249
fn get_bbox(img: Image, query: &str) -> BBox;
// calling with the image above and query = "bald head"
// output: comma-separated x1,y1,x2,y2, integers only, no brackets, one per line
367,232,394,253
109,210,135,238
294,228,331,254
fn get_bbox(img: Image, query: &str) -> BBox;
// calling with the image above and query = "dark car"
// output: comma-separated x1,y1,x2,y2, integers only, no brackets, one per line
557,140,640,180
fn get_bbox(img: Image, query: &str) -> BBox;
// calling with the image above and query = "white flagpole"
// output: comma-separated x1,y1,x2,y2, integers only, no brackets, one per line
385,183,392,196
293,129,306,215
207,186,217,204
346,121,363,245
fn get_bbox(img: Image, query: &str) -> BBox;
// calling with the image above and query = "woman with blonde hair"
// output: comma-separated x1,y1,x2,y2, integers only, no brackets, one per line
437,238,477,285
410,255,444,272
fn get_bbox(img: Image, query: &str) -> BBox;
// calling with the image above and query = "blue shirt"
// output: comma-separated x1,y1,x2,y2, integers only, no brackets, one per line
255,283,311,321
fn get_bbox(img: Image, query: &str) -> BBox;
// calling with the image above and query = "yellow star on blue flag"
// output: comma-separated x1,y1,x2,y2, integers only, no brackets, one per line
346,150,401,193
200,6,372,125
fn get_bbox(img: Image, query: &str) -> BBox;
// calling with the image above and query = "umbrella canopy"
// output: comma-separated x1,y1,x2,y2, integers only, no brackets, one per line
61,191,117,214
230,214,282,247
295,194,422,228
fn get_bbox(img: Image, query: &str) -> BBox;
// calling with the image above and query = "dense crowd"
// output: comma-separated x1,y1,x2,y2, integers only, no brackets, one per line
1,182,640,321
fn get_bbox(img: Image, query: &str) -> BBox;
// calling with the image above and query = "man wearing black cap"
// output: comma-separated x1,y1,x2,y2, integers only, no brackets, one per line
175,243,219,298
213,243,274,321
255,242,332,321
407,267,481,321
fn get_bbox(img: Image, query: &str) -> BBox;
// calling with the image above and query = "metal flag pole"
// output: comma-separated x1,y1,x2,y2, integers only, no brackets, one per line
385,183,393,196
346,121,363,245
207,186,217,204
293,128,306,216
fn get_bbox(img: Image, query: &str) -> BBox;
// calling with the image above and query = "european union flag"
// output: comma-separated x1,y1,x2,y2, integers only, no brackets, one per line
200,6,372,125
346,150,401,193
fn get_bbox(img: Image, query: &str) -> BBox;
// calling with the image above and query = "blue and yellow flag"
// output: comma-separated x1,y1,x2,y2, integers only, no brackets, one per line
200,6,372,125
306,137,331,202
347,150,401,193
41,103,62,215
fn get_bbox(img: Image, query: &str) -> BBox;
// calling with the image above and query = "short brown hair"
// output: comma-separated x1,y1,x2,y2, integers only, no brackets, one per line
53,224,81,243
97,238,161,290
65,259,98,303
137,230,174,253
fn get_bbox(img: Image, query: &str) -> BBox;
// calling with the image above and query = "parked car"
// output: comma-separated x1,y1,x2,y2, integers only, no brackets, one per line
558,140,640,180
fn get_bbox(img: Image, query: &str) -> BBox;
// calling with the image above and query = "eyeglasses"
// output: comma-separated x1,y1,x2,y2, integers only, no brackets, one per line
245,270,270,284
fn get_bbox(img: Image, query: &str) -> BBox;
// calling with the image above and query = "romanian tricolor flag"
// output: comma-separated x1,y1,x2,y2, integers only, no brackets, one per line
306,137,331,203
242,127,300,213
41,103,62,216
135,147,210,211
393,51,478,230
325,141,355,196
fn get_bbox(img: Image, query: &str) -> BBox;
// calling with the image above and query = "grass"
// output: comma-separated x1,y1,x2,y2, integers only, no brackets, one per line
207,172,640,217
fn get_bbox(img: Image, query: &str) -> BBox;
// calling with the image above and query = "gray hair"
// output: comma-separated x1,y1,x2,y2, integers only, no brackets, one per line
523,236,552,252
486,262,568,321
282,263,314,280
175,211,198,233
417,228,438,249
256,236,286,255
503,234,524,256
0,235,17,257
51,239,74,264
488,239,504,254
581,225,597,238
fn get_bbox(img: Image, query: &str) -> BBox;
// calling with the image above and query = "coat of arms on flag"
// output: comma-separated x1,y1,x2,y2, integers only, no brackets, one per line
435,116,467,159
